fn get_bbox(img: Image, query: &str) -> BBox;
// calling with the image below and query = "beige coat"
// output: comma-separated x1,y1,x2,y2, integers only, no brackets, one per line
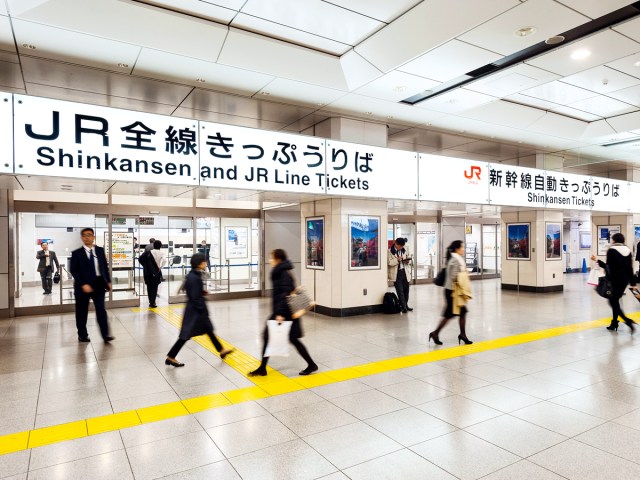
452,270,473,315
387,248,410,282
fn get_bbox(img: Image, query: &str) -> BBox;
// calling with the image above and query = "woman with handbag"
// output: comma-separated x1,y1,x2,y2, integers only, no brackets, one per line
165,253,233,367
428,240,473,345
249,249,318,377
591,233,637,333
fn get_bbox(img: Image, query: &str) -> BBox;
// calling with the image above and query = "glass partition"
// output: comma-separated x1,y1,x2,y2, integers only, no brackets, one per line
167,217,194,302
416,222,439,280
465,223,481,276
482,224,501,276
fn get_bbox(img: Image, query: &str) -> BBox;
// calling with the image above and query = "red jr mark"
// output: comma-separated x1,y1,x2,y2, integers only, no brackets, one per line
464,166,482,180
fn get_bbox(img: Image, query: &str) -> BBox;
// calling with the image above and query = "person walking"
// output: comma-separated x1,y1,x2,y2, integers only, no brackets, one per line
249,249,318,377
140,239,164,308
36,241,60,295
388,237,412,313
165,253,233,367
428,240,473,345
591,232,637,333
69,228,113,343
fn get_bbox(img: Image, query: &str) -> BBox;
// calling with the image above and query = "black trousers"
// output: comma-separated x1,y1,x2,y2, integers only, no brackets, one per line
609,289,631,324
167,331,223,358
75,278,110,340
147,281,159,305
257,321,314,369
40,266,53,293
394,268,410,309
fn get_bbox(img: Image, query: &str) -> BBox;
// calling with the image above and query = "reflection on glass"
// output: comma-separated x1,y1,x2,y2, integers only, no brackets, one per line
416,222,438,279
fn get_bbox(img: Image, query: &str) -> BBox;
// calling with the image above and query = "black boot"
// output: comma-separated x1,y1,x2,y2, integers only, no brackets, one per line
606,321,619,331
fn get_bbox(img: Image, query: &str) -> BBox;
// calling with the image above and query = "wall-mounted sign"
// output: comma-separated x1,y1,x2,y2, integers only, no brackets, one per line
542,171,593,210
420,155,488,204
589,175,629,212
199,122,326,194
138,217,155,225
597,225,620,256
488,164,545,208
225,226,248,259
13,95,199,185
326,140,418,199
0,93,12,174
105,232,134,269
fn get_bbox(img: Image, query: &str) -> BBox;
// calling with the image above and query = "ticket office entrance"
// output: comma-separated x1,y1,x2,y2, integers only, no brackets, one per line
14,206,261,313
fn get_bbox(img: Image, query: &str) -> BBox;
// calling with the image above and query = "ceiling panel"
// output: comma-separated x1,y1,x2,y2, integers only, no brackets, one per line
231,13,351,55
459,100,547,129
13,19,140,73
339,50,383,91
218,28,347,90
199,0,246,10
549,105,601,122
173,106,286,131
606,110,640,132
561,65,640,94
256,78,345,107
239,0,382,45
354,0,517,73
137,0,238,23
398,40,502,83
458,0,589,56
0,60,24,90
108,183,195,197
581,119,618,140
16,175,114,194
10,0,228,62
25,83,177,115
567,95,637,117
507,93,562,110
354,71,439,102
21,57,192,106
281,112,330,133
466,64,559,97
526,29,640,77
607,84,640,107
613,15,640,43
0,175,19,189
527,112,588,139
415,88,497,114
322,0,421,23
521,80,596,104
181,88,315,124
0,16,14,53
605,52,640,78
389,128,475,150
134,48,274,96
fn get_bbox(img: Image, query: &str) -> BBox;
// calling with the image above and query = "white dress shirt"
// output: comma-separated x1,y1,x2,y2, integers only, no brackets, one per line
84,246,101,277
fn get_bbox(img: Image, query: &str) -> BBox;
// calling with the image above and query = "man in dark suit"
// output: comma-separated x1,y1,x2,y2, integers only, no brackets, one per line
69,228,113,343
36,241,60,294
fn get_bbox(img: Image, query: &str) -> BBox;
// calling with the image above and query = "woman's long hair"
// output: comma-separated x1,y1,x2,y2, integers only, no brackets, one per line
446,240,464,261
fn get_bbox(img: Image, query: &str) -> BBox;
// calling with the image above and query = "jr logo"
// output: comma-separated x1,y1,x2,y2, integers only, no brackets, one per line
464,166,482,180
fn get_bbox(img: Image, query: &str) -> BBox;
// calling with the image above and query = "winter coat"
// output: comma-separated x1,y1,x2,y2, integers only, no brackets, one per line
270,259,303,338
597,244,636,296
444,252,465,290
178,268,214,341
387,246,410,282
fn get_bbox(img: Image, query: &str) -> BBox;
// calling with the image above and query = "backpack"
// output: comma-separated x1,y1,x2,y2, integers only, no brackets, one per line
434,267,446,287
383,292,402,314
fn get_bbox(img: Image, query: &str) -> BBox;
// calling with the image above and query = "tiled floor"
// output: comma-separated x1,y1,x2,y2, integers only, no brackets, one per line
2,274,640,479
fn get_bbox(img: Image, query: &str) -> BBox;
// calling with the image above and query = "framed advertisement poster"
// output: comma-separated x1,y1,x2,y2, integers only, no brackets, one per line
305,217,324,269
225,226,248,259
104,232,134,269
349,216,380,270
597,225,620,256
579,232,592,250
506,223,530,260
545,223,561,260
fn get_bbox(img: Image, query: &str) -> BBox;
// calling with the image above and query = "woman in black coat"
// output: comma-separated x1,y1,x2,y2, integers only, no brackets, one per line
249,249,317,377
591,232,637,333
165,253,233,367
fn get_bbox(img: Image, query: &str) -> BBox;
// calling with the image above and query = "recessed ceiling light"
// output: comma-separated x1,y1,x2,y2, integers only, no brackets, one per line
514,26,537,37
195,78,205,83
448,98,458,104
570,49,591,60
545,35,565,45
117,63,129,68
22,43,36,49
393,85,408,93
316,103,324,107
365,111,373,115
386,115,394,119
634,60,640,67
260,91,270,96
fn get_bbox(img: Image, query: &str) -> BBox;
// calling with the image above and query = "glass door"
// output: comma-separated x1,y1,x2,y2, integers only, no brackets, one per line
465,223,481,277
416,222,438,280
482,224,501,277
106,215,139,301
168,216,194,303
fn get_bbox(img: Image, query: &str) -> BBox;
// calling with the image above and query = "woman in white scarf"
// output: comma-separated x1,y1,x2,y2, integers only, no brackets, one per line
429,240,473,345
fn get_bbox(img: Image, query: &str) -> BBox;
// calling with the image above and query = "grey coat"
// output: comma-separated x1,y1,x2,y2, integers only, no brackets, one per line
444,254,464,290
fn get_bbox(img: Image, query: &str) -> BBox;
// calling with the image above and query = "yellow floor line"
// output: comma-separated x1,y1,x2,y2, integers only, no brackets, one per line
0,314,630,456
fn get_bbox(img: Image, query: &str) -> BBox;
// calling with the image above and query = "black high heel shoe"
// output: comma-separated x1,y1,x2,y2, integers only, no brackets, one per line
428,331,443,345
606,321,619,331
458,334,473,345
248,368,267,377
165,358,185,367
624,319,636,334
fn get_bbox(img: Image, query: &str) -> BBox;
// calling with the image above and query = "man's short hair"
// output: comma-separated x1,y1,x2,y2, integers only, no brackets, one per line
40,241,48,246
153,240,162,249
81,227,94,236
395,238,406,246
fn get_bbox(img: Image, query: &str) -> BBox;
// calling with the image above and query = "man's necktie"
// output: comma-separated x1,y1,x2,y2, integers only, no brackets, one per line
89,249,97,280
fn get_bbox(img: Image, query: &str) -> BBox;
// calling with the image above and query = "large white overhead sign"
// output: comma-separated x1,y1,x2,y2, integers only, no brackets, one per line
419,155,488,204
0,93,12,174
13,95,200,185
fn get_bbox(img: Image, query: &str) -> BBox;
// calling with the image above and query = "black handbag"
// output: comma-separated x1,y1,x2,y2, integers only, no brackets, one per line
53,271,61,284
434,267,446,287
596,275,613,298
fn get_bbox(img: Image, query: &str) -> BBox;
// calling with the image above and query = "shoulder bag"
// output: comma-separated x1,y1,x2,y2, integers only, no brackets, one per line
286,272,315,319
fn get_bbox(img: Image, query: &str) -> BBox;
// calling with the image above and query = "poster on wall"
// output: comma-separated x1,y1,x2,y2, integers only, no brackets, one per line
579,232,592,250
545,223,561,260
36,238,53,245
225,226,248,259
105,232,134,269
305,217,324,270
349,216,380,270
635,225,640,241
506,223,530,260
597,225,621,256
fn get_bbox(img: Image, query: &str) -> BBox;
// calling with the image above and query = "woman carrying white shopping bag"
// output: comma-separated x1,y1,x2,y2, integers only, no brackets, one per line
249,249,318,377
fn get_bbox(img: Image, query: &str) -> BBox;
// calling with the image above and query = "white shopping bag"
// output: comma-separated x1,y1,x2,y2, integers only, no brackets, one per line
264,319,292,357
587,263,604,286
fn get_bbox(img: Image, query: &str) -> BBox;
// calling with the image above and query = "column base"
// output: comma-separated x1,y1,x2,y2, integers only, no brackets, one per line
314,304,383,317
501,284,563,293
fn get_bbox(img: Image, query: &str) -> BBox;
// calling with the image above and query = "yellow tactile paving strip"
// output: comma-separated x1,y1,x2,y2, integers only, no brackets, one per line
0,314,623,456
